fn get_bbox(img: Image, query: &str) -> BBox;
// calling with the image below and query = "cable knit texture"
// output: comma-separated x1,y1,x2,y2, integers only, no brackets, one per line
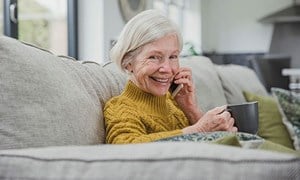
104,81,189,144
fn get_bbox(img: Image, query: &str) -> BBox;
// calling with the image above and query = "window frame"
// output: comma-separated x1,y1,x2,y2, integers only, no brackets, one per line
3,0,78,59
4,0,18,38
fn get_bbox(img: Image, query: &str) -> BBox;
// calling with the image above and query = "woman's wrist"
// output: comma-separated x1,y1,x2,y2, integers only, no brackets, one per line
184,108,203,125
182,126,196,134
182,124,205,134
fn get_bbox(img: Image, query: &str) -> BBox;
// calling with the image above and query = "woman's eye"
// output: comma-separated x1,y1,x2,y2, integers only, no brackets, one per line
170,55,178,60
149,55,161,60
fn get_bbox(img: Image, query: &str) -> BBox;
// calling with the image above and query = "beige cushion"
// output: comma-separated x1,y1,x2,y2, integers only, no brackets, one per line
101,61,127,95
0,36,113,149
180,56,227,112
216,64,268,104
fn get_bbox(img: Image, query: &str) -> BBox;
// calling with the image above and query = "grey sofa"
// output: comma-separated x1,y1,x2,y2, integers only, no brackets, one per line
0,36,299,179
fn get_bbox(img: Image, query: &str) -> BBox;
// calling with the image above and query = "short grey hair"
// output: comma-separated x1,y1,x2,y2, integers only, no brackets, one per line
110,9,183,72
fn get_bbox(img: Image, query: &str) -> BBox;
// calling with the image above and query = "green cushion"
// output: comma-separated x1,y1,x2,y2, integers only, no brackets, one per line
212,134,242,147
156,131,299,155
259,140,300,156
243,91,294,149
271,88,300,150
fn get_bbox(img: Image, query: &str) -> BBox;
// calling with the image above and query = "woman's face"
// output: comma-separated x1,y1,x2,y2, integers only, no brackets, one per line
127,34,180,96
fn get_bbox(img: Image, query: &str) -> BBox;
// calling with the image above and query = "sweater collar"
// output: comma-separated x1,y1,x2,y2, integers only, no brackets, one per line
122,81,170,115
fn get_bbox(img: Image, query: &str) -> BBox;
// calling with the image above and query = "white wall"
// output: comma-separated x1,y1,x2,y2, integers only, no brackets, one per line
153,0,202,55
181,0,202,54
78,0,125,63
78,0,103,62
78,0,152,64
78,0,291,62
78,0,200,63
102,0,126,63
201,0,293,53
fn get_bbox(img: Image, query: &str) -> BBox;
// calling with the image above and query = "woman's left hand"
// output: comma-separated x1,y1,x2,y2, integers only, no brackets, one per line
172,67,202,124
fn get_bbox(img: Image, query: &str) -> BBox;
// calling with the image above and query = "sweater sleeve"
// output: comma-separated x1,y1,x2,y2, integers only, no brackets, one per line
104,101,183,144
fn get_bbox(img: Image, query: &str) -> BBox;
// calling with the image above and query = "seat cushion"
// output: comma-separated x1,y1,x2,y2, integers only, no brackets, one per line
0,142,299,179
0,36,113,149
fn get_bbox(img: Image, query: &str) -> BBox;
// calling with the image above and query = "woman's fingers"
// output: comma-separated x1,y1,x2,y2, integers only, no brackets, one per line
192,104,239,133
217,110,231,120
174,78,193,93
207,110,235,131
231,126,238,132
208,105,227,115
174,67,192,80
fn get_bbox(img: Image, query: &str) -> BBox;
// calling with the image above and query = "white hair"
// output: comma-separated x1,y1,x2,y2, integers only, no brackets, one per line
110,9,183,72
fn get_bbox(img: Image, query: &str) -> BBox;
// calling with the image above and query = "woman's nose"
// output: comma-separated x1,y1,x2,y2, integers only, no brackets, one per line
158,59,172,72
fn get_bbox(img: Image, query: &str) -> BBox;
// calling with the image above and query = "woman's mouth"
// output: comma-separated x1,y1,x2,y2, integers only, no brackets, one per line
151,77,170,84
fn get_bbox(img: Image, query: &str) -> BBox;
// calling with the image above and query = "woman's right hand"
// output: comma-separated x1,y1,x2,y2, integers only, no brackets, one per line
182,105,237,134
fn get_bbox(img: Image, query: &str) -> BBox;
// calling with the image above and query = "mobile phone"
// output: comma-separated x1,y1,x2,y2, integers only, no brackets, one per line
169,82,183,98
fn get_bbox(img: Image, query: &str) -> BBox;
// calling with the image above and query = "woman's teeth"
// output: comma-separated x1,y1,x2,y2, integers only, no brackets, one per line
152,77,169,83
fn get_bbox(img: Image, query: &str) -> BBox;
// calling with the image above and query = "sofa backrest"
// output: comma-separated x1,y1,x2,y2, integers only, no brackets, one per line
0,36,114,149
0,36,267,150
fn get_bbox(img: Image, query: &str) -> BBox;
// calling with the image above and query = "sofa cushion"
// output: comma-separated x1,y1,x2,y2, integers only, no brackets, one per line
180,56,227,112
102,61,127,94
216,64,268,104
157,131,299,155
0,142,299,179
272,88,300,150
0,36,113,149
243,91,294,149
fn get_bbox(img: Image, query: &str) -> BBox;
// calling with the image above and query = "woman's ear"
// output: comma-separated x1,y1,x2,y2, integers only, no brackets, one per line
125,63,134,73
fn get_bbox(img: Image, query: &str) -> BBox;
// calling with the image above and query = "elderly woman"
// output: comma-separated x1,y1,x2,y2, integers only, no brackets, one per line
104,9,237,144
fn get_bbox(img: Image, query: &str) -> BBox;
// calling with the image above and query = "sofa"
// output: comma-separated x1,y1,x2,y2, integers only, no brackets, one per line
0,36,299,179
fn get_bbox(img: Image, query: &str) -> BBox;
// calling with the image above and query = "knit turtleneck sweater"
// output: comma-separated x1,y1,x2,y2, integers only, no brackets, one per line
104,80,189,144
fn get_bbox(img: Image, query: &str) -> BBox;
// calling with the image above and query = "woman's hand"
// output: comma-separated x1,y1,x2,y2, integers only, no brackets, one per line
182,105,238,134
172,67,202,124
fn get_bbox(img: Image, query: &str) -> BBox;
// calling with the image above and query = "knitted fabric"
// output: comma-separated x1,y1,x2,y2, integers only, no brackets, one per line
104,81,189,144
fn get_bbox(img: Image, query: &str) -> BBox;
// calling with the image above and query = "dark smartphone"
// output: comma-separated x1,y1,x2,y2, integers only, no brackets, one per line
169,82,183,97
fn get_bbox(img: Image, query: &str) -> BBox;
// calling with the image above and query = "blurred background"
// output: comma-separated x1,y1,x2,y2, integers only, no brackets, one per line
1,0,299,72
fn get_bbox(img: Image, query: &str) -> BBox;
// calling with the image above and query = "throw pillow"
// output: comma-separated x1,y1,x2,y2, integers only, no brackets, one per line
271,88,300,150
243,91,294,149
156,132,299,155
157,131,263,148
216,64,268,104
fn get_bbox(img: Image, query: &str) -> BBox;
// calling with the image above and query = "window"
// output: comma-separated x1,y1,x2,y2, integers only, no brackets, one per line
3,0,78,58
18,0,68,55
153,0,202,56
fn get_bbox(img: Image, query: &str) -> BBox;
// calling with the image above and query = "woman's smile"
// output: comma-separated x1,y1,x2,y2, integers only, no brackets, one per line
150,76,170,84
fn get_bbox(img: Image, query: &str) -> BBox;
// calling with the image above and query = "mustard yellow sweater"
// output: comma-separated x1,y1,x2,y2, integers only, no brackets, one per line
104,81,189,144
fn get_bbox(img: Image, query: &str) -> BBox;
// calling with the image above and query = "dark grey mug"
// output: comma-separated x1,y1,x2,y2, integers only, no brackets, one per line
227,101,258,134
